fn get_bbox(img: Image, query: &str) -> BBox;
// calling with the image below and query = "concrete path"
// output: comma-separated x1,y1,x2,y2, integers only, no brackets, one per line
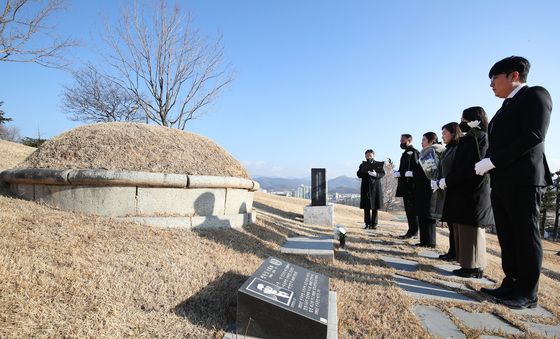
361,224,560,339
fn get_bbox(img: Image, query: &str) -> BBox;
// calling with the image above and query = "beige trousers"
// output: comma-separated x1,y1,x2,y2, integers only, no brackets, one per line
453,223,487,269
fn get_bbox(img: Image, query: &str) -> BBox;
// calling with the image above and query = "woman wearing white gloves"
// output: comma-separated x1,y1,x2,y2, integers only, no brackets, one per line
413,132,446,248
439,107,494,278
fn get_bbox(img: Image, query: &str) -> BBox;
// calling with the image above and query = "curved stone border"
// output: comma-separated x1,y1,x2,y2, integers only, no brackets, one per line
0,168,260,191
1,168,260,229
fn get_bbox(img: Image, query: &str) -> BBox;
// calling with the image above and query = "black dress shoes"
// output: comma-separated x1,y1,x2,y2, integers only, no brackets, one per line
452,267,483,279
363,224,370,229
438,253,455,261
415,243,436,248
480,285,512,299
398,233,416,239
500,295,538,309
369,224,378,230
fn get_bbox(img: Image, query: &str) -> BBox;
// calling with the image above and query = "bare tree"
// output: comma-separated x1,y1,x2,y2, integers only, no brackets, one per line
61,65,143,123
0,124,20,141
103,0,234,129
0,0,76,68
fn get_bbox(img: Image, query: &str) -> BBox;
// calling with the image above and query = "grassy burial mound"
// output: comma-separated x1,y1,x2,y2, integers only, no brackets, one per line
19,122,250,178
0,140,35,171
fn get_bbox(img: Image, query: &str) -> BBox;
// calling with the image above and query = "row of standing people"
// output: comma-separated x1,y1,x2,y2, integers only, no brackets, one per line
359,56,552,310
395,106,493,281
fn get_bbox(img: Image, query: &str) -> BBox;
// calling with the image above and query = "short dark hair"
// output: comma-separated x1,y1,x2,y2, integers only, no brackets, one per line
441,122,462,144
401,134,412,140
462,106,489,132
423,131,438,144
365,149,374,154
489,56,530,83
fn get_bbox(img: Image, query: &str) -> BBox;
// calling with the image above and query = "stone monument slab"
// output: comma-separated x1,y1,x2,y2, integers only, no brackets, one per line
311,168,327,206
236,257,334,339
304,204,334,226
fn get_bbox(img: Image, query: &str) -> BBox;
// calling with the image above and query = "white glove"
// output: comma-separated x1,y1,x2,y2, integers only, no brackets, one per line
474,158,495,176
430,180,439,192
393,171,401,178
405,171,413,178
438,178,446,190
368,170,377,177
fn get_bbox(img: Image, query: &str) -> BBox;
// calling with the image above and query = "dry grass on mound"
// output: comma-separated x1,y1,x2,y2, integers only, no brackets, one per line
1,191,560,338
0,140,35,171
19,122,249,178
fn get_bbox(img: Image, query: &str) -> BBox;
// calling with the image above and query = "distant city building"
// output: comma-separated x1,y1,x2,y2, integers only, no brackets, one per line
293,184,311,199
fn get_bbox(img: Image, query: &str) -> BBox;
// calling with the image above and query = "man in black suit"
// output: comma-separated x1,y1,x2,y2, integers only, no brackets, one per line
475,56,553,309
357,149,386,229
394,134,420,239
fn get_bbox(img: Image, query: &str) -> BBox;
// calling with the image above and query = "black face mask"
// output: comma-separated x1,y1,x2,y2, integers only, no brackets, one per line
400,143,408,150
459,121,470,132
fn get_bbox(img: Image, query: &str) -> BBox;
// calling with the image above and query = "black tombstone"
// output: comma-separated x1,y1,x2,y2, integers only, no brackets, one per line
237,256,329,339
311,168,327,206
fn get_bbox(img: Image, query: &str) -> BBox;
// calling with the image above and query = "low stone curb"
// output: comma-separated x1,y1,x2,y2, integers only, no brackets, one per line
0,168,260,191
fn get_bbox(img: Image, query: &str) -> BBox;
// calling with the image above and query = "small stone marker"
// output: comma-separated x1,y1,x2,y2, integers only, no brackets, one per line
449,308,522,336
304,169,334,226
412,305,466,339
236,257,337,339
280,236,334,262
311,168,327,206
394,275,476,303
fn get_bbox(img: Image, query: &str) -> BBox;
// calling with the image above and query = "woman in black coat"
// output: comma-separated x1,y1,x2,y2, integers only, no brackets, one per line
413,132,446,247
438,122,462,261
440,106,494,278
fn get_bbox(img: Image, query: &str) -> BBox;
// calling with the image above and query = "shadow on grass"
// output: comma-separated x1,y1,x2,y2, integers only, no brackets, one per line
253,201,303,222
174,271,248,331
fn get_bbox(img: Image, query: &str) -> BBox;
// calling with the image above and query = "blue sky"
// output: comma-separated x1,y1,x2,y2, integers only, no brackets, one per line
1,0,559,178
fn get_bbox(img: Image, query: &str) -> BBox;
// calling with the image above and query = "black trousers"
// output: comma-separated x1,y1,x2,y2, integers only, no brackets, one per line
403,195,419,235
447,223,456,256
419,217,436,246
364,208,378,226
491,186,544,299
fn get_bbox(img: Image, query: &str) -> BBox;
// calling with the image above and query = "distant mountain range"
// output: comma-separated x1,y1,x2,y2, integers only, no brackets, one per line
254,175,361,194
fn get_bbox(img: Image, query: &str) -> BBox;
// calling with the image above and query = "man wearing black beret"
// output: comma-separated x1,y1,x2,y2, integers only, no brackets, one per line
475,56,553,309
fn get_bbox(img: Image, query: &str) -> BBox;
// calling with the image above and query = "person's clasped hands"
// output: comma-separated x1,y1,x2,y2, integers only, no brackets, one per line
404,171,413,177
438,178,446,189
430,180,439,192
393,170,401,178
474,158,495,175
368,170,377,177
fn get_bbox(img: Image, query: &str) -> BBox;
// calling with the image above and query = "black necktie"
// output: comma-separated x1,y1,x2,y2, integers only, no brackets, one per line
501,98,511,107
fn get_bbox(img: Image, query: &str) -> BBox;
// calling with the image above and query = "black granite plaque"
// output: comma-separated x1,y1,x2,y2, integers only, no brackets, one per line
311,168,327,206
237,256,329,339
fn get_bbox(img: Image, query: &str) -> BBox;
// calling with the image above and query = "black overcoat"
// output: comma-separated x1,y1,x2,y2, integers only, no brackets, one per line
395,146,420,197
357,160,386,210
441,130,494,227
412,145,445,220
487,86,553,187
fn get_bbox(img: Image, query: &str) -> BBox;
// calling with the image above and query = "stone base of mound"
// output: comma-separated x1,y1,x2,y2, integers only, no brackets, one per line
1,169,260,229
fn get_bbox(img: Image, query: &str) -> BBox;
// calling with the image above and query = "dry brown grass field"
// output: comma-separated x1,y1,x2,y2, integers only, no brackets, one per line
1,140,560,338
